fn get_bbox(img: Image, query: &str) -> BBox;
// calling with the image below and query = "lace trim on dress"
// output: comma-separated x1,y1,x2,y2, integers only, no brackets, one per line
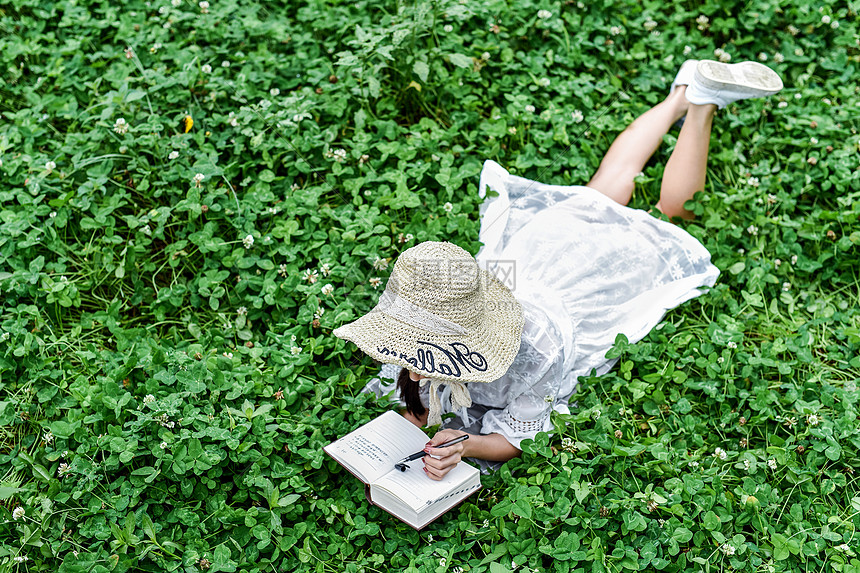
503,408,549,434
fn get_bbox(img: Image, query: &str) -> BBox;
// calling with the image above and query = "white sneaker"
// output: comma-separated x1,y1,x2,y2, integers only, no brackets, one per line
670,59,698,94
685,60,784,109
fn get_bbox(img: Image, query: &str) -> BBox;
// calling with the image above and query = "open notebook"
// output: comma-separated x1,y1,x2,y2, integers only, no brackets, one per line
324,411,482,530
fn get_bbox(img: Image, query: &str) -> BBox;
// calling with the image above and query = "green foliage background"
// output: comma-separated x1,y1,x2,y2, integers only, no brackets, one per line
1,0,859,571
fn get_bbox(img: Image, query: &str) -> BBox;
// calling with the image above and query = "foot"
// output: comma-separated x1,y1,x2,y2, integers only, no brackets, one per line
685,60,784,109
670,59,698,94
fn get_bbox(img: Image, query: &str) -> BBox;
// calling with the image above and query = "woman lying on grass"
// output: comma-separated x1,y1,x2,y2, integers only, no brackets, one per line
334,59,784,480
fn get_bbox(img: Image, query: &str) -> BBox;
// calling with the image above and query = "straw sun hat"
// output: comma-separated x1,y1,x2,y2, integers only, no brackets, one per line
333,241,525,425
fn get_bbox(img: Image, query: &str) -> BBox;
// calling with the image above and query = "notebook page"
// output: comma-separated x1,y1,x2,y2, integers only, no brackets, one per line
324,411,428,483
372,459,478,511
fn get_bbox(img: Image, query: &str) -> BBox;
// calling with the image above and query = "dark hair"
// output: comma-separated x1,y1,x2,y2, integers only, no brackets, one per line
397,368,426,418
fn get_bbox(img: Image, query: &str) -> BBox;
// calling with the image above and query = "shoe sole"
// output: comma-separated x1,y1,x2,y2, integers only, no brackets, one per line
695,60,784,96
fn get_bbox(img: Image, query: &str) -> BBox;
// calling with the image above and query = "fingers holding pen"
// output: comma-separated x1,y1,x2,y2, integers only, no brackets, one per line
422,430,469,480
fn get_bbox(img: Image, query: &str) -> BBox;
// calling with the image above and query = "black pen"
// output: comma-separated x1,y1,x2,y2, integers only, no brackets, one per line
394,435,469,472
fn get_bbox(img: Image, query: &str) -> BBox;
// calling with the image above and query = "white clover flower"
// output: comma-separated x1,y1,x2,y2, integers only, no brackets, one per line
592,409,601,420
778,101,787,108
199,0,209,12
125,46,134,59
113,118,129,134
696,14,709,30
270,88,280,96
0,332,9,342
201,63,212,73
746,225,758,236
481,51,491,61
718,50,731,62
150,42,162,54
222,60,230,67
168,150,179,160
172,0,181,5
728,341,738,349
830,20,839,29
807,414,820,426
453,567,464,573
787,24,799,36
302,269,319,284
537,77,550,87
369,277,381,289
720,543,736,556
236,306,247,316
291,346,302,355
313,308,325,320
821,15,831,25
242,234,254,249
758,52,768,62
443,24,453,32
774,258,781,268
774,53,785,63
717,356,724,363
230,115,239,127
291,334,297,342
791,254,798,265
644,20,658,31
782,282,791,292
279,264,288,278
13,556,28,563
767,458,777,470
440,202,453,214
794,48,803,56
45,160,56,173
321,284,334,296
571,109,584,123
193,173,205,186
320,262,332,277
743,459,751,471
836,544,851,552
689,460,699,468
58,463,71,477
508,126,517,135
372,256,389,271
683,45,693,56
12,507,25,520
159,6,168,14
141,224,152,236
160,441,168,449
537,9,551,19
748,176,760,187
714,447,727,460
143,394,156,404
44,430,54,444
810,137,818,145
439,558,447,567
610,26,621,36
511,560,519,570
405,233,414,242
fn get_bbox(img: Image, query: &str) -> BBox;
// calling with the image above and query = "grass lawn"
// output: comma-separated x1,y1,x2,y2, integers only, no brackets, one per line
1,0,859,571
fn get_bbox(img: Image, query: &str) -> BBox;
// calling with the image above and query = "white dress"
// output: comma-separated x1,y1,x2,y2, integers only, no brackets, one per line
364,160,719,450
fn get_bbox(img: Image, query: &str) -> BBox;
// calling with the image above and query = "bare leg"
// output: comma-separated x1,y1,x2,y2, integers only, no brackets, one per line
587,87,689,205
654,102,717,220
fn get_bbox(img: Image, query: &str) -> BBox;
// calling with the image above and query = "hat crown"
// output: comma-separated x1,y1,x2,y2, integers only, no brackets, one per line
388,242,483,330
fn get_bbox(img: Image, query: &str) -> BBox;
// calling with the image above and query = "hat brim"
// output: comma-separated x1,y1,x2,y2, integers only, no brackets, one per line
334,268,524,384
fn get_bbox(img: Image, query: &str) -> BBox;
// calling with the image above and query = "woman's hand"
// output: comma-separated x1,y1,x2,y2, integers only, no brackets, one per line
422,429,469,481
